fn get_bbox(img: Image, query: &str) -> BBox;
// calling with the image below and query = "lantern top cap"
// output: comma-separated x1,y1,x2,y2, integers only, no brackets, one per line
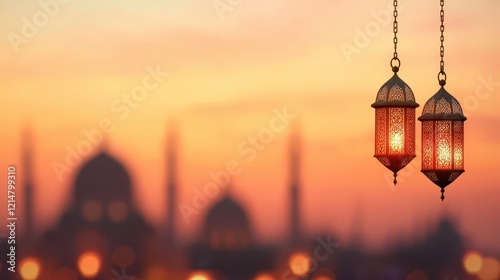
372,73,419,108
418,87,467,121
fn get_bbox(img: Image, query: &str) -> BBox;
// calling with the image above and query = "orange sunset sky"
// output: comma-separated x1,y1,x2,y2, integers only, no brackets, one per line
0,0,499,253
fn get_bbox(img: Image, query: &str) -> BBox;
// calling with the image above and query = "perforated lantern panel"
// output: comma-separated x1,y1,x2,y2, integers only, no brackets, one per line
420,120,465,187
375,107,416,172
372,74,419,181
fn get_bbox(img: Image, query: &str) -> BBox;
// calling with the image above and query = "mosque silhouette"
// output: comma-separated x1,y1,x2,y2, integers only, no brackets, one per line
0,126,467,280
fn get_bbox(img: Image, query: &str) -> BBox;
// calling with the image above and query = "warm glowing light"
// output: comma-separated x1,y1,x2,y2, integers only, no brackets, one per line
20,258,40,280
188,272,211,280
389,131,404,154
405,270,429,280
78,252,101,278
289,253,311,276
108,200,128,222
254,272,275,280
477,257,500,280
463,252,483,274
436,141,452,169
454,148,463,167
82,200,103,222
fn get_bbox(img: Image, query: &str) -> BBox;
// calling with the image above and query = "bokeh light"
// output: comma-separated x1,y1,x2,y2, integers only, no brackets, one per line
313,267,337,280
289,253,311,276
77,252,101,278
477,257,500,280
111,245,136,268
405,269,429,280
188,272,211,280
463,251,483,274
254,272,275,280
20,258,41,280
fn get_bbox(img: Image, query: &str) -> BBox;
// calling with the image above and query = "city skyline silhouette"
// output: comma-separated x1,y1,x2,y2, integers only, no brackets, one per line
1,0,499,279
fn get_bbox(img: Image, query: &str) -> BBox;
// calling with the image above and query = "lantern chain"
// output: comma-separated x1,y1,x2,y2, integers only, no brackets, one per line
391,0,400,72
438,0,447,86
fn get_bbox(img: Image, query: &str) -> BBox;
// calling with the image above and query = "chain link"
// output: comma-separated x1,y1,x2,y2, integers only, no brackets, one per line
438,0,446,84
393,0,398,60
390,0,399,71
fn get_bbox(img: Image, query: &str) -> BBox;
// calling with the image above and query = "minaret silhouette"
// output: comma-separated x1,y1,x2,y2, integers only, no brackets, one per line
22,127,35,239
166,121,178,245
289,124,301,244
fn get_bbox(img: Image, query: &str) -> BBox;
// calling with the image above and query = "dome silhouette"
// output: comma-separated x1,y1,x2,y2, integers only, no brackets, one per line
73,152,132,205
204,196,251,249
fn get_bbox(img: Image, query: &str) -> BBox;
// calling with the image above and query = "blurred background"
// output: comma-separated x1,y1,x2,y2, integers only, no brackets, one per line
0,0,499,279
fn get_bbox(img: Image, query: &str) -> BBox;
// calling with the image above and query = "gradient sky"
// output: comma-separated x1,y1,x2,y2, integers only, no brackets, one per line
1,0,499,253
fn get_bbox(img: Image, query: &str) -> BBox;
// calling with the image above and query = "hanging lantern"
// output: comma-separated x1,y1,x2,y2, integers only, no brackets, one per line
419,0,467,200
372,72,419,184
419,88,466,200
372,0,419,185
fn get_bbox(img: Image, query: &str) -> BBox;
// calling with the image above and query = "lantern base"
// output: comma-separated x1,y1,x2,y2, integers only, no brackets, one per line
375,155,416,184
421,170,464,200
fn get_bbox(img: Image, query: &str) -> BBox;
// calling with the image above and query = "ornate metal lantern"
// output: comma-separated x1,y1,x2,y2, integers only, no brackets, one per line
372,0,419,185
372,73,419,185
419,0,466,200
419,88,466,200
